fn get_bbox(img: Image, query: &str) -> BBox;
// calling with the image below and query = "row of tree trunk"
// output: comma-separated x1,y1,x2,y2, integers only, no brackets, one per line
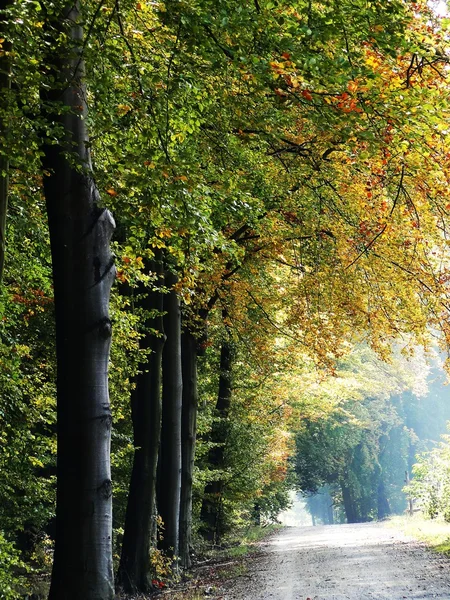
117,267,234,592
199,320,234,541
340,480,391,524
2,1,233,595
114,257,185,593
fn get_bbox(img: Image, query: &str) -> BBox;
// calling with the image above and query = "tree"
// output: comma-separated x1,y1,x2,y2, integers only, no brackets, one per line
3,0,450,594
42,4,115,598
157,267,183,563
0,0,11,283
179,325,200,568
293,346,431,522
117,251,165,593
405,427,450,521
199,317,234,541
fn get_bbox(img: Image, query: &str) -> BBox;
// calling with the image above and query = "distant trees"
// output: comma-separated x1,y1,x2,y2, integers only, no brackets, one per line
305,489,335,526
405,430,450,521
294,349,450,523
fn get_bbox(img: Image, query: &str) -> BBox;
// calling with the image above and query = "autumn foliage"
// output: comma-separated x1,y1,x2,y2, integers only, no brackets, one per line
1,0,450,597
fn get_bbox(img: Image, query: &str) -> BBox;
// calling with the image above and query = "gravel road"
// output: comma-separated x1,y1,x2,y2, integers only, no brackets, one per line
222,523,450,600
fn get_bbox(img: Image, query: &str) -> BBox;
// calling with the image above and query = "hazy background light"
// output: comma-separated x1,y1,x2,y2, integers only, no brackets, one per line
430,0,448,16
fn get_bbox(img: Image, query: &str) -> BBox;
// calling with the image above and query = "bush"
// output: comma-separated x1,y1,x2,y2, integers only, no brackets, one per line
405,428,450,521
0,532,29,600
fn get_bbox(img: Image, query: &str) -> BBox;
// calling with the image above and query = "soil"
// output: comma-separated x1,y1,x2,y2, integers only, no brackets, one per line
220,522,450,600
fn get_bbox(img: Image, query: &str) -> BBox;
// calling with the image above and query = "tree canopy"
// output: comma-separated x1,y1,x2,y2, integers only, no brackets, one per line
2,0,450,597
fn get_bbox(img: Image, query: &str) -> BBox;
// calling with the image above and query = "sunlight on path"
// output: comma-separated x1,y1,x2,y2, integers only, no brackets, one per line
224,523,450,600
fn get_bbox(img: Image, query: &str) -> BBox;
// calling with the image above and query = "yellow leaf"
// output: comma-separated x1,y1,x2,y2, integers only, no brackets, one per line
117,104,131,115
156,227,172,238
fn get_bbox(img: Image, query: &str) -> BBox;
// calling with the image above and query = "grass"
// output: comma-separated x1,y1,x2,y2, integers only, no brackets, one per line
225,523,283,558
388,514,450,555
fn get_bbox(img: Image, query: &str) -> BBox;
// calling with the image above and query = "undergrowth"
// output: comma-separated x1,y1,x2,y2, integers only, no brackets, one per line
388,514,450,556
118,524,283,600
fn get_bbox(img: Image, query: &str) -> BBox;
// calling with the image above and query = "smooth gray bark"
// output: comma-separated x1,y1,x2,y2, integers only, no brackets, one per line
117,253,165,593
158,268,182,563
43,4,115,599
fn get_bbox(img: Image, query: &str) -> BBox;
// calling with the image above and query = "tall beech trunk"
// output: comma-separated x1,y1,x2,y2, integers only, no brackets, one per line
158,268,182,561
377,479,391,519
341,483,358,524
405,470,414,516
199,324,233,542
179,328,199,568
327,499,334,525
43,5,115,599
117,252,165,593
0,0,11,283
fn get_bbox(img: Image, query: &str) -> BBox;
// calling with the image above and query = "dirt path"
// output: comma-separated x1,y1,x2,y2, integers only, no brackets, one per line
222,523,450,600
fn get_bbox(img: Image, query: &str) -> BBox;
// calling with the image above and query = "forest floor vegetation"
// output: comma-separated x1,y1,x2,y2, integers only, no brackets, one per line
117,525,283,600
388,514,450,556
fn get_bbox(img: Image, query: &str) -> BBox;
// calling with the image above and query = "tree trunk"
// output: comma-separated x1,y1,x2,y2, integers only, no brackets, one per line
377,479,391,520
253,503,261,526
341,484,358,524
199,323,233,542
405,470,414,516
158,268,182,563
327,500,334,525
179,328,199,569
0,0,12,283
117,252,165,593
43,5,115,599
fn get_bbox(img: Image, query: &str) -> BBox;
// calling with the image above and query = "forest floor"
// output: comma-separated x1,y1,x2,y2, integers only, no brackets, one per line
163,522,450,600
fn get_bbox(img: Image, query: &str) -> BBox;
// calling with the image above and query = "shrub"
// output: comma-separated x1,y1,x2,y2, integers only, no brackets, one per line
0,532,29,600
